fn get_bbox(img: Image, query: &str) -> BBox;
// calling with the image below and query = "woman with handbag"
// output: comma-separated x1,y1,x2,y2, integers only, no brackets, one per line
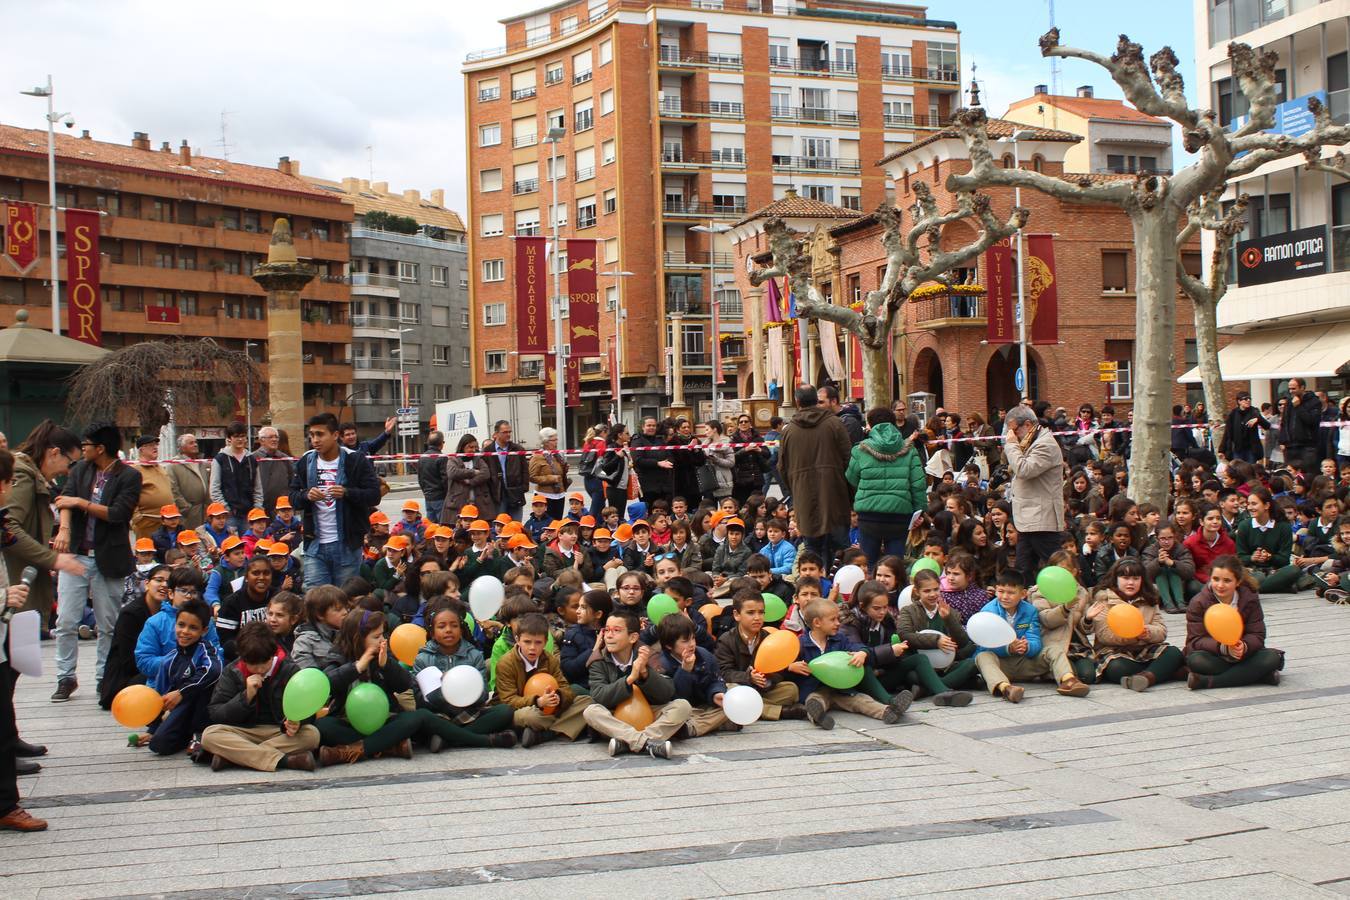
668,418,705,509
699,420,735,505
595,424,637,516
579,424,610,520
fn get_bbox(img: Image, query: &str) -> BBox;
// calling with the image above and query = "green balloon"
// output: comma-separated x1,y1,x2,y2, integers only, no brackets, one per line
808,650,866,690
1036,565,1079,605
647,593,679,626
762,592,787,623
345,682,390,736
282,668,330,722
910,557,942,578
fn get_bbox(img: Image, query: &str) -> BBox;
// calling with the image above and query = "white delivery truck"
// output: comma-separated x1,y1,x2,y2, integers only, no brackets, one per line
435,393,543,449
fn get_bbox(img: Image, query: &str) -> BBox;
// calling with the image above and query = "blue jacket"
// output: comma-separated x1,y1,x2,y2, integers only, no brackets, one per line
560,623,598,685
659,646,726,706
524,513,552,543
149,639,222,698
136,605,222,678
791,630,872,700
762,538,797,576
974,597,1042,659
205,562,243,607
151,525,186,562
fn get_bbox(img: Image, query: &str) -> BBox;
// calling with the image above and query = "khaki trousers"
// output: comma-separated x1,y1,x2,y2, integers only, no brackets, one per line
201,723,320,772
974,644,1070,693
811,687,887,719
686,704,729,737
583,699,693,751
757,681,800,720
512,696,594,740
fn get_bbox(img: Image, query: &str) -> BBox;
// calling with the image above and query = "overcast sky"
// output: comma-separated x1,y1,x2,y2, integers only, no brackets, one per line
0,0,1195,216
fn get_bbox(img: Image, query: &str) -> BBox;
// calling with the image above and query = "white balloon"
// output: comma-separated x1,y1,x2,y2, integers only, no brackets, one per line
897,585,914,607
441,665,484,708
833,564,866,596
468,576,505,622
917,629,955,669
722,685,764,726
966,611,1017,648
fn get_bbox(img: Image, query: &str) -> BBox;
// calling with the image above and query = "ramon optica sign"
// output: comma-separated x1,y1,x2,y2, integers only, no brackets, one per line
1236,225,1327,288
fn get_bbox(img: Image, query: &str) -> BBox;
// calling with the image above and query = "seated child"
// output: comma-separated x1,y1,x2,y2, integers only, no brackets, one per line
621,520,659,575
197,502,232,555
795,551,831,596
217,557,279,661
613,570,651,621
1142,523,1200,613
205,536,248,608
779,574,822,635
176,530,214,574
789,598,912,730
1087,557,1184,692
849,578,972,706
1184,554,1284,689
582,609,692,759
371,535,411,594
101,563,170,710
265,496,301,550
713,589,805,721
640,576,713,650
896,569,981,694
654,615,733,737
1026,550,1095,691
135,598,222,756
973,570,1079,703
393,500,427,545
940,553,992,624
135,566,221,681
412,599,517,749
151,505,187,561
291,585,348,670
494,612,593,747
201,621,320,772
266,542,301,594
266,591,303,654
761,519,796,577
241,508,270,557
488,594,551,691
747,554,793,605
549,583,582,648
561,590,612,691
363,511,391,567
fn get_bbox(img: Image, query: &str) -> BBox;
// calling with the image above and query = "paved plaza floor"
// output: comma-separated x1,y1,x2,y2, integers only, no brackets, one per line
4,592,1350,898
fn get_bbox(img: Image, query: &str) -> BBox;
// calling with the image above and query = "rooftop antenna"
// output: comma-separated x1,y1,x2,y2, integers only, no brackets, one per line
217,110,234,160
1048,0,1060,127
366,144,374,182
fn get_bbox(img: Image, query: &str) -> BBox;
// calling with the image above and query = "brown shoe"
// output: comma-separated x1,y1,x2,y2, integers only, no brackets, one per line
0,807,48,832
1057,677,1091,698
387,739,413,760
283,751,316,772
999,683,1025,704
318,742,365,767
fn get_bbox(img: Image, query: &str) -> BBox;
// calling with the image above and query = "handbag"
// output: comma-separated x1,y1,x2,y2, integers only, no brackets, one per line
696,462,719,497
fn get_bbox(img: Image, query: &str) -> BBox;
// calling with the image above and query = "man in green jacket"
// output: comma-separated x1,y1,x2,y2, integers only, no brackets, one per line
845,407,926,569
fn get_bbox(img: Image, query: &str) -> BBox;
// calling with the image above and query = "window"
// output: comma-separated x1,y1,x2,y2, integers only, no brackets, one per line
400,302,421,323
430,265,448,286
403,344,422,366
603,189,616,214
605,238,618,263
834,43,855,73
479,168,502,192
545,62,564,85
513,161,539,194
433,345,450,366
928,41,958,77
515,208,541,236
431,306,450,327
553,250,568,274
1106,340,1133,400
712,192,745,213
881,48,910,76
600,89,614,116
462,347,471,366
840,188,861,211
769,41,789,67
482,258,505,281
577,197,597,229
480,214,504,237
546,108,565,132
801,184,834,203
477,78,500,101
484,351,507,373
460,309,469,326
1102,250,1128,293
605,285,618,311
398,261,419,283
770,88,790,116
459,271,469,289
560,15,578,33
433,384,454,402
602,139,616,165
483,303,506,326
511,70,537,101
575,99,594,132
573,49,593,83
479,123,501,146
599,39,612,65
575,146,595,181
546,155,566,181
512,117,536,147
550,203,568,228
882,98,913,125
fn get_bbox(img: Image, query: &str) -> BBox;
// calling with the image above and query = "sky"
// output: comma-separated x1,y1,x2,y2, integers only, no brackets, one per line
0,0,1197,216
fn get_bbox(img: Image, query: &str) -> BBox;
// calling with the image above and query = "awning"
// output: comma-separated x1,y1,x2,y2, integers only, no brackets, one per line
1178,320,1350,383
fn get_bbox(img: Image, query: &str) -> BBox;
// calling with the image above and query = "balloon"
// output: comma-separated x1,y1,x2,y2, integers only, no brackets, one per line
1036,566,1079,605
833,564,866,596
910,557,941,578
808,650,865,690
389,623,427,667
699,602,723,625
344,683,390,735
753,628,799,673
523,672,560,715
282,667,330,721
468,576,505,622
1106,603,1145,640
112,685,163,729
722,685,764,725
440,665,485,708
1204,603,1244,645
762,592,787,623
917,629,955,669
898,585,914,607
966,611,1017,648
647,593,679,625
614,684,654,731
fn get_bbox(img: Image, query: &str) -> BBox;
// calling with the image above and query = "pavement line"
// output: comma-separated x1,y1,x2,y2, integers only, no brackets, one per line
22,740,889,810
1184,775,1350,810
962,683,1350,740
121,809,1114,899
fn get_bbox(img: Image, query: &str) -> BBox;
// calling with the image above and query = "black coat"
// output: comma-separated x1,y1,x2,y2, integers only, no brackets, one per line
669,434,705,503
209,656,304,729
98,598,154,709
629,432,674,498
1279,391,1323,449
287,447,381,551
417,443,448,502
1220,406,1269,459
485,440,529,507
61,458,142,579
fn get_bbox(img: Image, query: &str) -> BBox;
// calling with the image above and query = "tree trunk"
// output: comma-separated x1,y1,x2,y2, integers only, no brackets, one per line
1127,206,1181,513
1192,295,1228,450
861,339,891,411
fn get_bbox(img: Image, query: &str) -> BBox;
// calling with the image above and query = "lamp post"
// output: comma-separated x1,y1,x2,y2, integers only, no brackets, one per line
1001,130,1036,400
690,222,731,420
603,270,633,427
388,326,414,459
244,340,258,446
544,125,567,449
20,75,72,336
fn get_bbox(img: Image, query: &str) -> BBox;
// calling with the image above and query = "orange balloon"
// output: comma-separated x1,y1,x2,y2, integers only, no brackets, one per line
699,603,723,625
1204,603,1244,646
389,623,427,667
614,684,655,731
523,672,560,715
763,626,778,633
112,684,164,729
1106,603,1145,640
754,628,800,674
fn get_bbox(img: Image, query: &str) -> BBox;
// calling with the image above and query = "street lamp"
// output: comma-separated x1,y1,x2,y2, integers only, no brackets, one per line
690,222,732,421
603,269,633,426
999,129,1037,400
20,75,73,336
244,340,259,445
544,125,568,450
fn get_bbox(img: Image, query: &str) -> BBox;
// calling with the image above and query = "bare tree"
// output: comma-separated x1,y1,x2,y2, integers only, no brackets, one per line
748,182,1027,409
947,32,1350,511
68,339,263,431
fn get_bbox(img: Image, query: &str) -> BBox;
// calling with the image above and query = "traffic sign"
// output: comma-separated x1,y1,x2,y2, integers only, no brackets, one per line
1099,372,1117,382
1014,368,1025,391
396,407,419,416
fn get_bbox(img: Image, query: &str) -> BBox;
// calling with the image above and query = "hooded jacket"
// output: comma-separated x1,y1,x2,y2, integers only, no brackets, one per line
413,638,489,713
290,620,337,670
778,406,853,538
208,650,302,729
288,446,381,551
837,404,866,445
149,638,223,698
845,423,926,518
136,604,223,678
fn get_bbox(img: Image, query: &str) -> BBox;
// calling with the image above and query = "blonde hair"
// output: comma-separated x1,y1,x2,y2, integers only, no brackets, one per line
801,598,835,628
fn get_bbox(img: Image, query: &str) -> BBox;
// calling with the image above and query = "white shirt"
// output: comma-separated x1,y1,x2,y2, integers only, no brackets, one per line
315,455,340,543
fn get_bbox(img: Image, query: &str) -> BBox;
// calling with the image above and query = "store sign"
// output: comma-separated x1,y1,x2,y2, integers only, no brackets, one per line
1230,90,1326,140
1236,225,1327,287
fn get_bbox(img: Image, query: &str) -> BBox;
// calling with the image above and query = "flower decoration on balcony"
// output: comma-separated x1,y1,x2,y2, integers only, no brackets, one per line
907,282,988,302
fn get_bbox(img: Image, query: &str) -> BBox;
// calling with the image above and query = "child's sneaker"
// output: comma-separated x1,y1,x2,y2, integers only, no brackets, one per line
882,690,914,724
427,734,445,754
489,731,518,748
1326,588,1350,605
804,695,834,730
78,625,94,640
606,737,626,757
932,690,973,707
646,740,673,760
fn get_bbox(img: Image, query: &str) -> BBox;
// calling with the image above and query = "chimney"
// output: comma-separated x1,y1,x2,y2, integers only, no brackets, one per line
402,189,420,203
131,131,150,150
179,140,192,164
373,181,389,194
1033,84,1048,96
80,130,91,140
289,159,300,176
359,179,370,190
278,156,291,175
342,177,360,192
160,141,172,152
430,189,445,207
1076,85,1094,98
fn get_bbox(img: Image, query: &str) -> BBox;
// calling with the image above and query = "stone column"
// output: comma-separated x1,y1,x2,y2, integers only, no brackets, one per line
747,287,767,399
252,218,316,446
670,313,686,409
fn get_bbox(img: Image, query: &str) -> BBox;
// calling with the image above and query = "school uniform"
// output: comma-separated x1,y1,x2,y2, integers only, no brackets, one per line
713,628,800,719
657,646,730,736
791,630,891,718
893,601,980,690
971,598,1074,691
1235,518,1304,594
1087,589,1183,685
495,645,592,740
1185,584,1284,688
201,653,320,771
582,652,691,752
411,640,515,746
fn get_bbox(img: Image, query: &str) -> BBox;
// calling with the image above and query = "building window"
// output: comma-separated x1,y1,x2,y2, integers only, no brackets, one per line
403,344,422,366
599,38,612,65
575,100,594,132
600,89,614,116
577,197,597,229
400,302,422,324
480,214,504,238
478,123,501,146
430,265,448,286
546,156,566,181
545,108,565,132
433,345,450,366
431,306,450,327
434,383,454,402
603,189,616,215
477,79,500,101
605,284,618,311
515,209,541,236
483,303,507,325
545,62,564,85
459,271,469,288
461,310,469,327
482,258,505,281
462,346,471,366
1106,340,1133,400
801,184,834,203
1102,251,1128,293
602,140,616,165
480,168,502,192
398,261,419,283
485,350,507,373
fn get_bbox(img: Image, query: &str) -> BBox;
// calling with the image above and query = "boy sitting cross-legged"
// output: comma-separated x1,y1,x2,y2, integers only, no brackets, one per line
713,588,806,721
654,614,736,738
200,621,320,772
973,570,1080,703
495,612,593,748
583,609,692,759
790,598,913,731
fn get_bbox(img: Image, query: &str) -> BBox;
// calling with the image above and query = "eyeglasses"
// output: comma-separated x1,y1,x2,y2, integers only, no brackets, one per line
172,586,200,597
601,626,628,635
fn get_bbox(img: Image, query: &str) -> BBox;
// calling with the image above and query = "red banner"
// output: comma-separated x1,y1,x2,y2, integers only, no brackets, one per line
146,305,181,325
985,242,1014,345
3,202,39,274
543,353,581,407
65,209,102,346
514,237,546,353
849,334,864,399
1026,234,1059,345
567,238,598,356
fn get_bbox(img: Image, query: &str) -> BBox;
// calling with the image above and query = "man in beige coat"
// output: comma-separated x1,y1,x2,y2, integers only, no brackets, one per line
1003,407,1065,584
167,433,211,530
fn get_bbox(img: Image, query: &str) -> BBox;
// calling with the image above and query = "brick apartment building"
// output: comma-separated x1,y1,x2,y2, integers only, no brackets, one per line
0,124,354,437
462,0,964,430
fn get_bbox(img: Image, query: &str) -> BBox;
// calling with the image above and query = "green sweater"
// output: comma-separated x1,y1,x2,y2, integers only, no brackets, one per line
844,424,926,517
1235,518,1293,569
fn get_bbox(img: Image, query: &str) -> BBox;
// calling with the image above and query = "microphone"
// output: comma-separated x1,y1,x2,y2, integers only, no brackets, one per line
1,566,38,624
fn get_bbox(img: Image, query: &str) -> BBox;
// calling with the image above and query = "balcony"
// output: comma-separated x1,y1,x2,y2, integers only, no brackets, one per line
667,293,701,315
662,200,747,219
881,64,961,85
768,57,856,78
681,352,711,367
351,314,403,332
575,166,595,182
544,70,564,86
511,86,536,101
353,357,402,373
912,294,987,329
658,48,743,71
349,272,402,297
350,226,464,249
770,106,858,126
659,98,744,120
573,70,592,85
660,149,745,170
718,296,743,317
478,88,501,101
512,179,539,195
516,225,541,237
513,133,537,148
771,155,861,175
883,112,948,130
663,250,735,268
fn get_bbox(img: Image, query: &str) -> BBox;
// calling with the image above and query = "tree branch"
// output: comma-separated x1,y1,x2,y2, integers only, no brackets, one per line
1228,43,1281,138
1040,29,1198,129
756,218,864,335
894,195,1028,302
1303,148,1349,180
1227,97,1350,177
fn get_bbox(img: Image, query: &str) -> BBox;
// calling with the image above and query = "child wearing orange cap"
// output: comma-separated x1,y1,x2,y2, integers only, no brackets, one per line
197,502,232,557
265,497,301,551
565,492,586,522
371,535,411,594
150,505,188,561
206,536,250,608
622,521,658,575
241,508,271,557
393,499,427,546
524,495,552,543
266,541,300,593
363,511,391,564
176,529,215,575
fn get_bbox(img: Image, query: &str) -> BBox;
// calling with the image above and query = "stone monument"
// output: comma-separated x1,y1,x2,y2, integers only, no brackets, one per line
251,218,316,444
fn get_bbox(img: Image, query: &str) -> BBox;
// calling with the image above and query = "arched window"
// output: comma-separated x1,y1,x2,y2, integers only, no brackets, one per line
1032,154,1045,173
1000,154,1014,169
902,171,910,194
932,158,941,184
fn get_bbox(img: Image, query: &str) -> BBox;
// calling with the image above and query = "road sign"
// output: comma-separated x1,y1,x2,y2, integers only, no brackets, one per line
1098,361,1118,382
1014,368,1025,391
1099,372,1117,382
1097,362,1118,373
396,407,419,416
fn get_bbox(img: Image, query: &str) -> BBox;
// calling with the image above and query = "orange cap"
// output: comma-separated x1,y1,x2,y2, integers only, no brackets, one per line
547,519,568,531
460,504,479,518
369,511,390,525
468,520,491,532
159,504,181,518
430,525,451,539
724,517,745,529
402,500,421,512
387,534,412,551
508,533,537,550
206,502,227,517
531,494,548,505
631,519,651,531
247,508,268,521
176,531,201,546
500,521,524,536
709,511,725,527
254,539,273,554
592,528,613,540
567,491,585,502
266,542,291,556
134,537,155,553
494,512,512,524
274,497,292,510
220,535,244,553
614,523,634,541
579,515,596,527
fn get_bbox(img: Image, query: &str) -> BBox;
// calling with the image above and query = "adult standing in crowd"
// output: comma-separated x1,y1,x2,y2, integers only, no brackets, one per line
289,413,381,590
730,413,768,506
167,433,211,529
818,384,864,445
1279,377,1323,473
529,428,569,520
630,416,675,508
578,423,610,519
443,432,494,523
1219,392,1269,465
669,418,704,508
210,422,262,537
339,416,396,455
254,426,294,516
595,423,635,513
51,422,141,702
130,435,174,540
1316,389,1339,463
417,431,448,525
779,385,852,565
846,406,925,568
487,419,528,521
699,420,735,505
1003,406,1065,584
